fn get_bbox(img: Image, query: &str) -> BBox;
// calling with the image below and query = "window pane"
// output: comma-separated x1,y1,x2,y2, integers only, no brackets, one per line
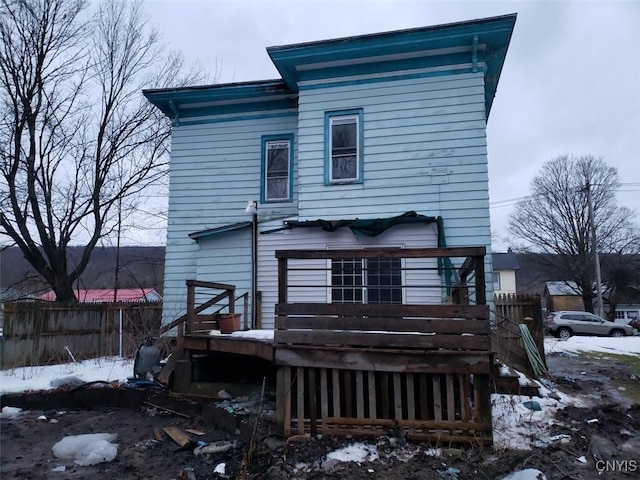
267,144,288,176
332,155,357,180
330,116,358,181
492,272,501,290
331,259,363,304
265,141,289,200
267,178,288,200
366,258,402,304
332,121,356,149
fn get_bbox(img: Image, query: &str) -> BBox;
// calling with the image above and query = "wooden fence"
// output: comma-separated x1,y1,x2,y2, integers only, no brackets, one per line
1,301,162,368
492,294,545,377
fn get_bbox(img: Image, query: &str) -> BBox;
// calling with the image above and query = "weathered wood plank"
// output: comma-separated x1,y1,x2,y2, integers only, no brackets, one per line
321,427,492,445
344,370,353,418
406,374,415,422
186,279,236,290
297,367,305,435
182,335,273,361
276,303,489,319
446,374,456,422
275,315,490,333
276,247,486,259
356,371,364,420
323,416,492,431
276,367,287,435
275,330,491,350
474,374,492,426
380,373,389,419
419,374,429,420
320,369,328,423
163,427,191,447
433,374,442,421
282,367,292,436
274,347,492,373
393,373,402,420
368,371,377,419
309,368,317,435
460,374,470,422
332,369,340,419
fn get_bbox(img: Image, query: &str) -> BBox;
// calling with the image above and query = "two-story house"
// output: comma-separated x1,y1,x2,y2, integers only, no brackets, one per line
144,14,516,331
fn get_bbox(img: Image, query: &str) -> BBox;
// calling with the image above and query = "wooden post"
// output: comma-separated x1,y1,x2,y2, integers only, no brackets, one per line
278,257,288,305
186,281,195,335
474,253,486,305
228,287,235,314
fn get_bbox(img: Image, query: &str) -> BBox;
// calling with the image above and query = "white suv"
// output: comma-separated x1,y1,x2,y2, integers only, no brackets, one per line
544,311,634,339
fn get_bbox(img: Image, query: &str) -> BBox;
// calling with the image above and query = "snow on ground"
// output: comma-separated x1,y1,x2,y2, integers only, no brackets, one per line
544,335,640,356
0,357,133,394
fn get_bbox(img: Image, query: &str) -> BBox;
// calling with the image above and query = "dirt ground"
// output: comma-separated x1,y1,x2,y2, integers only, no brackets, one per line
1,350,639,480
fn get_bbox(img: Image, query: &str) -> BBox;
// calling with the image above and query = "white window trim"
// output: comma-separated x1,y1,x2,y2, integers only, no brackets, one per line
264,139,291,202
325,245,406,304
328,112,361,184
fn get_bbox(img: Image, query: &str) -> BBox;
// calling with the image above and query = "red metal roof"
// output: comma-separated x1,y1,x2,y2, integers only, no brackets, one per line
39,288,161,303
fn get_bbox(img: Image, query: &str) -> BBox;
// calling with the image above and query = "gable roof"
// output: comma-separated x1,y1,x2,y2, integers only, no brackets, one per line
545,281,580,296
492,252,520,271
40,288,162,303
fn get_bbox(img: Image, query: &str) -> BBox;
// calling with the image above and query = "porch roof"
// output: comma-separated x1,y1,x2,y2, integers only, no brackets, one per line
188,221,252,241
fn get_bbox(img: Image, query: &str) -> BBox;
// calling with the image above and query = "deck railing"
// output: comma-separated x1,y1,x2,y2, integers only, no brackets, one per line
273,247,494,445
160,280,248,339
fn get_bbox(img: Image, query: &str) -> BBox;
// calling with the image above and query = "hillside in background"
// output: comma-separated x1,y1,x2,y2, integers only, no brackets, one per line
0,246,165,298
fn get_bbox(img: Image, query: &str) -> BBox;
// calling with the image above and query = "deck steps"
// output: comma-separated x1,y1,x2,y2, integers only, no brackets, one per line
493,360,541,397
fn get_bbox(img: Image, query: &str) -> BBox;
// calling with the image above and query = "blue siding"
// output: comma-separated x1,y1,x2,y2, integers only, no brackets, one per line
161,114,298,325
161,73,497,327
295,72,491,245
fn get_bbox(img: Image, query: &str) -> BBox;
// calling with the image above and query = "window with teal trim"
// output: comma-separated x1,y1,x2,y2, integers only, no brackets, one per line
326,110,363,184
262,136,292,202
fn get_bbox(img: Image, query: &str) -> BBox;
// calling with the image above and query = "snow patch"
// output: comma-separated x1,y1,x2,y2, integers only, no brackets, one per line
325,442,379,463
0,406,23,419
52,433,118,466
544,336,640,356
0,357,133,394
500,468,547,480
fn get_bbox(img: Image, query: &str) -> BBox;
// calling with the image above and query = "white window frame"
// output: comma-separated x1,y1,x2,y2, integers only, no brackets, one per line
325,110,363,184
264,139,290,202
325,246,405,304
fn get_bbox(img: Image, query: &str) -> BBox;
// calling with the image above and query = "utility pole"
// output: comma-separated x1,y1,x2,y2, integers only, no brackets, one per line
586,182,605,318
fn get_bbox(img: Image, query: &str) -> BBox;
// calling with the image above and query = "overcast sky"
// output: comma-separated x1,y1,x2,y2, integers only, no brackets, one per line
142,0,640,251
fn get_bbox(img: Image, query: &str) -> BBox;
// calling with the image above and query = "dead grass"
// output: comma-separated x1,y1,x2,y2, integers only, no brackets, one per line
580,351,640,403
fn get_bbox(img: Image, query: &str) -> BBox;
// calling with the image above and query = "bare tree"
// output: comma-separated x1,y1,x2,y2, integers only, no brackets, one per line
0,0,202,301
508,154,639,312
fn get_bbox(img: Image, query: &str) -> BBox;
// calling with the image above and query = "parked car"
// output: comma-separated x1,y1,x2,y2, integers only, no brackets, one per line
544,311,634,339
628,318,640,333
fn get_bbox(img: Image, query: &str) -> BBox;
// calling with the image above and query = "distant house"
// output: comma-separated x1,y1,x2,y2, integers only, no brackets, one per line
543,281,583,313
39,288,162,303
606,304,640,323
144,15,517,329
492,251,519,295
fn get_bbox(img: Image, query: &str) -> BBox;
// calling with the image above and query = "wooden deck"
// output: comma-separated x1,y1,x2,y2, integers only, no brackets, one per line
273,247,494,446
166,246,531,445
182,333,273,362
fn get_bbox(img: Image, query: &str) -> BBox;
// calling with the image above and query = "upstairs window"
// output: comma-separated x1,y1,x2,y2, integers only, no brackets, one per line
325,109,363,184
493,272,501,290
262,135,293,202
